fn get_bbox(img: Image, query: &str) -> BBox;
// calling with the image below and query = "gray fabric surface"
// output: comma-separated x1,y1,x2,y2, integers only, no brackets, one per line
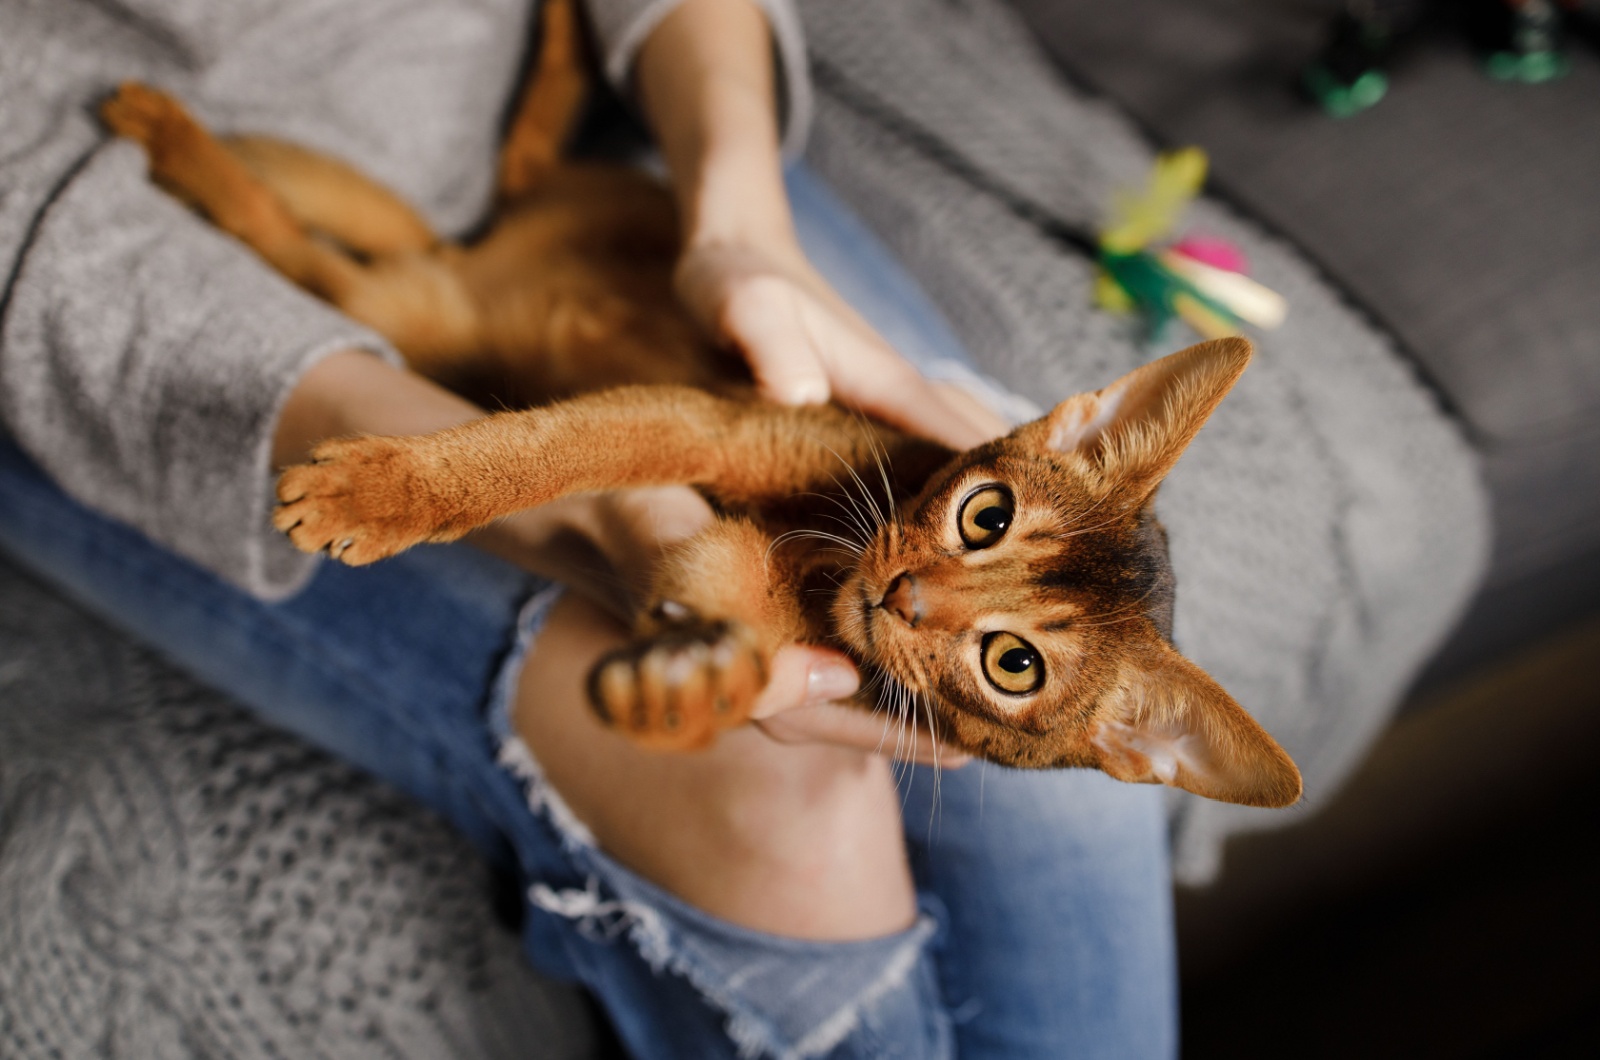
1009,0,1600,596
798,0,1488,879
0,554,601,1058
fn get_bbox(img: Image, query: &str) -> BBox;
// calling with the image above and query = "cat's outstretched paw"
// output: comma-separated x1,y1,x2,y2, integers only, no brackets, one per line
274,436,446,565
587,616,768,751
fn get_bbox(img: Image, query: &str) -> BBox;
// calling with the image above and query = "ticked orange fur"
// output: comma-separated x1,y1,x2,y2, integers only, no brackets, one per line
101,0,1301,807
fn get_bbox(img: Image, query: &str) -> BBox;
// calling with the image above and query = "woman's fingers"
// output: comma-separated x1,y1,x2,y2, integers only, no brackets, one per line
756,702,971,768
751,644,971,766
718,273,833,406
750,643,859,715
689,245,1007,449
828,351,1004,450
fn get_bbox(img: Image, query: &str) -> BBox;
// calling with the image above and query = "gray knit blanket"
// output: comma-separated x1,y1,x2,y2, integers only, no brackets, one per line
0,556,601,1059
0,0,1486,1054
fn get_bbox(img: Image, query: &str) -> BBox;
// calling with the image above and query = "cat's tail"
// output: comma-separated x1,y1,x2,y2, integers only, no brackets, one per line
497,0,588,201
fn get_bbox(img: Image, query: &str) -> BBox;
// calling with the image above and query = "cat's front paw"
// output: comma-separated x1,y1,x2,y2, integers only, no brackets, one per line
273,436,443,565
586,617,768,751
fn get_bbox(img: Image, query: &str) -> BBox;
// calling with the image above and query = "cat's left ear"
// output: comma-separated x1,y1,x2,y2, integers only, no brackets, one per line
1088,640,1302,808
1041,337,1251,503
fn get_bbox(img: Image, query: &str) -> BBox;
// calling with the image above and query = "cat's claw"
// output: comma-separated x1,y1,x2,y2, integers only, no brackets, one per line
273,436,441,565
587,618,767,751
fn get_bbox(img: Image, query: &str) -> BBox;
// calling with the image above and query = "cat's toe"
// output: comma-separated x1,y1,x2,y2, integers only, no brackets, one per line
272,437,436,564
587,620,767,751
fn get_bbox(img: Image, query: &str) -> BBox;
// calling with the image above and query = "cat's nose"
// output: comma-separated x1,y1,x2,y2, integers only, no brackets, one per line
880,572,921,626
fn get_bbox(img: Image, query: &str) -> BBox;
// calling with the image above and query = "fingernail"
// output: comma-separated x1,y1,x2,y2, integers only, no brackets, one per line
807,661,859,702
775,378,829,406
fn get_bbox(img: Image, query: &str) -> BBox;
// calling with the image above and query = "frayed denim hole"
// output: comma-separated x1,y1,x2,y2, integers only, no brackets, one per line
529,866,943,1060
484,582,598,852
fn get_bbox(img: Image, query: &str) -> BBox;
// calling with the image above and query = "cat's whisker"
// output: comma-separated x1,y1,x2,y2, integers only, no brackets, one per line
1068,576,1170,628
857,418,901,529
820,442,889,532
866,670,900,760
796,490,875,548
895,682,915,797
876,674,912,789
919,688,944,833
766,528,864,560
1057,515,1125,542
1054,491,1121,540
821,469,883,547
814,510,874,550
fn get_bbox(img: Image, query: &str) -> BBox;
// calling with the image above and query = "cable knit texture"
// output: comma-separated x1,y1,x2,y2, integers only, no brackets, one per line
0,555,601,1059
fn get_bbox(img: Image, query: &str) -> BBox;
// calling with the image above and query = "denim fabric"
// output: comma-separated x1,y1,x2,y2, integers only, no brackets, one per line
0,163,1175,1059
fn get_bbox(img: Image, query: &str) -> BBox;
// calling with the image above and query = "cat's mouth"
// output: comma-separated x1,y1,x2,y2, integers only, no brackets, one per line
856,587,932,691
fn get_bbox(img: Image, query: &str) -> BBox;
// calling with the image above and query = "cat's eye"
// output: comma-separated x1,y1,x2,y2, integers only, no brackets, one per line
958,485,1014,549
981,632,1043,695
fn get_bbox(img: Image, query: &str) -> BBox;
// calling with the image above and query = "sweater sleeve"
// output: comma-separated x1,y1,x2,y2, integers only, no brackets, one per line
582,0,813,158
0,67,398,602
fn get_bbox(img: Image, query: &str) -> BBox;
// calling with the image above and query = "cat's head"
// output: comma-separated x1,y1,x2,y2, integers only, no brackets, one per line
834,338,1301,808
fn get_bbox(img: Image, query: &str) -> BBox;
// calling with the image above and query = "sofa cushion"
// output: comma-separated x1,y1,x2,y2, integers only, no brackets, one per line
1010,0,1600,592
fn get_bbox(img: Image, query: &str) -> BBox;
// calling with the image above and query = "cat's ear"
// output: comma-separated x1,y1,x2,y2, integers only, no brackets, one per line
1042,337,1251,502
1089,640,1301,807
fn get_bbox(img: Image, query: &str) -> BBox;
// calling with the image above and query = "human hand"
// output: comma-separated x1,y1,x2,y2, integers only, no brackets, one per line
749,642,971,769
675,235,1007,451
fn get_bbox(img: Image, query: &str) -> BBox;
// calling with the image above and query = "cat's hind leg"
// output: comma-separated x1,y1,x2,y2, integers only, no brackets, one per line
589,517,804,750
221,136,438,257
102,84,368,300
102,84,482,363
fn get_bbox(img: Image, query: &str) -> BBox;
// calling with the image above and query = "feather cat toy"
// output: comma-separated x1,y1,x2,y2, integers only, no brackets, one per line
102,0,1301,807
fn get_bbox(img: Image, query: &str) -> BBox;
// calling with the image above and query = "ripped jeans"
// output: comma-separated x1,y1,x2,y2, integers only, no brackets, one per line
0,167,1176,1059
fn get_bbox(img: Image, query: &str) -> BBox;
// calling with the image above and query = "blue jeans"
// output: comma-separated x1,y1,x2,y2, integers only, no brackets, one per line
0,166,1175,1059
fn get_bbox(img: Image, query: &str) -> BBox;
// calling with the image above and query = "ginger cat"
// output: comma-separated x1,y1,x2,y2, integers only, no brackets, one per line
101,0,1301,808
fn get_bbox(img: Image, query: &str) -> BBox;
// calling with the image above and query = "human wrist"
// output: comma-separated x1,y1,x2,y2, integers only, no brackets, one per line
272,348,479,468
675,91,795,252
635,0,795,253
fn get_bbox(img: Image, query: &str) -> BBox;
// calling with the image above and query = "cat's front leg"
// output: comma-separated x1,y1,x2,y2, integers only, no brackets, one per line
587,518,805,750
274,386,737,564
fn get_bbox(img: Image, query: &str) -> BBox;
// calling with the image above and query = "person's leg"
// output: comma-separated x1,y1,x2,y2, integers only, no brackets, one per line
787,160,1180,1059
0,434,955,1059
509,591,953,1059
905,768,1178,1059
0,432,536,863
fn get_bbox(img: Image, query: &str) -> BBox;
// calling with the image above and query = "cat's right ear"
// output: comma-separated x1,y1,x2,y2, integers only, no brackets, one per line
1039,337,1252,504
1088,640,1302,808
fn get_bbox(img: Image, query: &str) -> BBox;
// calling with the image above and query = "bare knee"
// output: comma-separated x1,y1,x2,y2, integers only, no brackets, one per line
515,592,917,940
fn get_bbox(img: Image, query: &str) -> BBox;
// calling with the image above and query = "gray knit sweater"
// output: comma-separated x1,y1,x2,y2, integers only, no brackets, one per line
0,0,808,601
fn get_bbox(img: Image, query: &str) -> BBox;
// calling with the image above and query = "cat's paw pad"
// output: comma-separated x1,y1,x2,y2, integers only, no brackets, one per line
586,619,767,751
101,83,196,152
273,437,441,565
